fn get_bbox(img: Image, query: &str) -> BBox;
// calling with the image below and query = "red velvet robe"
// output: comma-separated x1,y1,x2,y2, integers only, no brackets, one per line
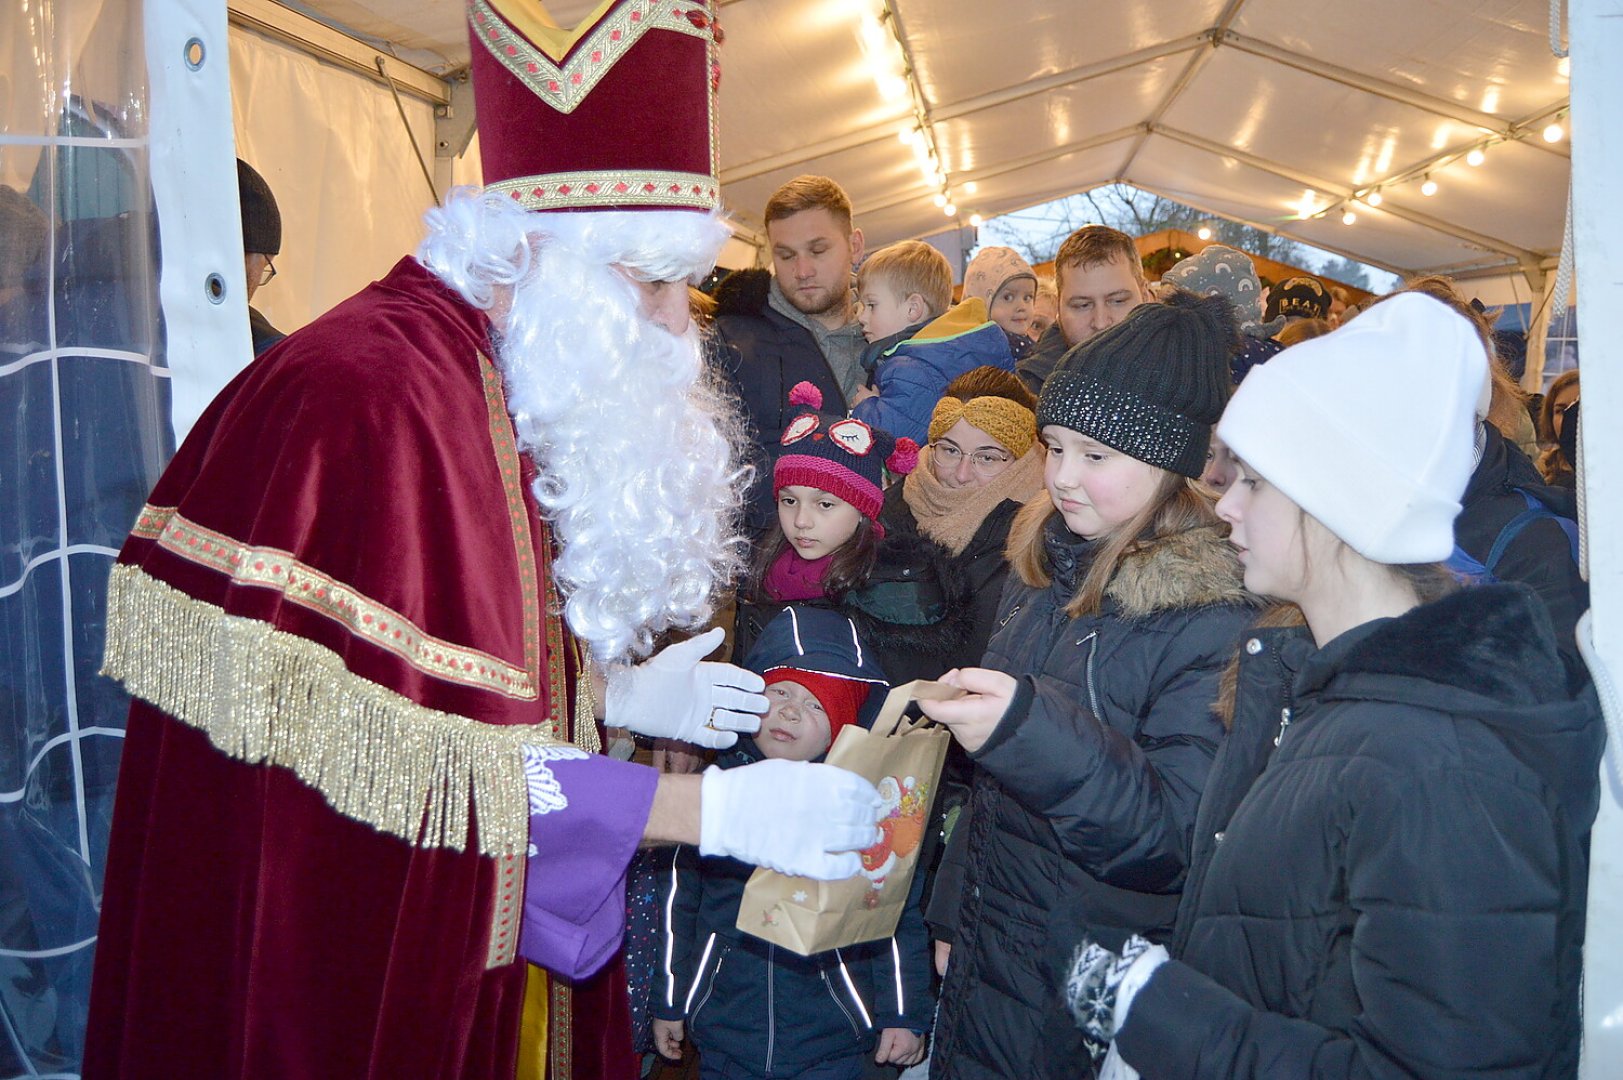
84,257,643,1080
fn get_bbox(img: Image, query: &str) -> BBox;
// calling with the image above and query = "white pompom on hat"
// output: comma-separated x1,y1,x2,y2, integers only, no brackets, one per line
1217,292,1488,564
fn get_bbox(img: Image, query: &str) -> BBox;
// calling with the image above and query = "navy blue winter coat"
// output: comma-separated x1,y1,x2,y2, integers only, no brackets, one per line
1116,585,1604,1079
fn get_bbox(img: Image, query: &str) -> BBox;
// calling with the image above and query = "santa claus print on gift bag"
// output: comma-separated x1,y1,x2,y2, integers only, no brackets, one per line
737,679,952,955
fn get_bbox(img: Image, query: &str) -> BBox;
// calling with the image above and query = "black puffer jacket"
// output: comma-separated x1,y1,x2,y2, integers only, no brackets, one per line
928,510,1254,1080
1118,585,1604,1079
734,529,975,689
878,483,1023,673
1456,421,1587,683
712,269,849,532
1014,321,1069,394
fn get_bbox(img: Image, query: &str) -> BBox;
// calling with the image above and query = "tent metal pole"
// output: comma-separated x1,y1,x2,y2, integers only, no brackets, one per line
227,0,450,107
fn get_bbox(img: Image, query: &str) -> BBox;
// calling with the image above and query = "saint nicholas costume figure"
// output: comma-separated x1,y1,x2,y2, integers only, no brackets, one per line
82,2,884,1077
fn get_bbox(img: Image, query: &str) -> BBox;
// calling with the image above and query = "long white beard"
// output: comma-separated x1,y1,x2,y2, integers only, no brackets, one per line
418,190,748,661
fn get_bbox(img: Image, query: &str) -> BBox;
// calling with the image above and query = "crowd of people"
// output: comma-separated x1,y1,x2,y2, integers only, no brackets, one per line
78,2,1598,1078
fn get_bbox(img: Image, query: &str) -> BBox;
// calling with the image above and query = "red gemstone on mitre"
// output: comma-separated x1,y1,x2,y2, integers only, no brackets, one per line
630,9,641,20
611,29,622,41
614,182,629,193
532,187,545,197
558,184,571,194
505,45,517,57
585,183,600,193
592,50,602,63
527,63,539,73
571,71,583,84
643,182,656,192
549,80,561,91
669,183,681,192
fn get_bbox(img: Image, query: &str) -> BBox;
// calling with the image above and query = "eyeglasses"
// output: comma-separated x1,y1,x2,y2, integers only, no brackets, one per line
255,257,277,288
932,441,1012,472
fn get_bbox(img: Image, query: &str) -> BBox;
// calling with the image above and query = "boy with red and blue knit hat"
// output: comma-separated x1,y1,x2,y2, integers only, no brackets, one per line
654,605,933,1078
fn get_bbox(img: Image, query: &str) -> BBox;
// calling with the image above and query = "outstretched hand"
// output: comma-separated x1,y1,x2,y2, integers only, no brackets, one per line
605,627,767,750
917,668,1018,753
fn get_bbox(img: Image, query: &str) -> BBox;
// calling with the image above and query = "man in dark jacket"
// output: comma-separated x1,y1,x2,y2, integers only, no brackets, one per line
714,176,868,531
1016,225,1152,393
237,159,285,356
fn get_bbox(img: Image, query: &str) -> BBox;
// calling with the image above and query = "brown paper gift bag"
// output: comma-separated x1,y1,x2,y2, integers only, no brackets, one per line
735,679,955,956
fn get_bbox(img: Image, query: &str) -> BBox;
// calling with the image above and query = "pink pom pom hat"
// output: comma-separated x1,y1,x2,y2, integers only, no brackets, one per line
773,381,918,532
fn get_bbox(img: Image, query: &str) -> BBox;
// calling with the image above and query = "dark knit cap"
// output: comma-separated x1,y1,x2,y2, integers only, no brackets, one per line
1035,290,1238,477
237,159,281,256
1264,275,1330,322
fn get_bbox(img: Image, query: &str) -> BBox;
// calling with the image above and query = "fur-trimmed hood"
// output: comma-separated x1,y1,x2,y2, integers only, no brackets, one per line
1006,495,1251,619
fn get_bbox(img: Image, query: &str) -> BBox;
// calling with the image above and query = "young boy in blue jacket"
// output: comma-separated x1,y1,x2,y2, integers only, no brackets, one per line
852,242,1018,445
652,606,932,1079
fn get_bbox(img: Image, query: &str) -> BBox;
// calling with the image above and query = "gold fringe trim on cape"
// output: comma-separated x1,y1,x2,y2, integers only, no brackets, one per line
102,564,563,858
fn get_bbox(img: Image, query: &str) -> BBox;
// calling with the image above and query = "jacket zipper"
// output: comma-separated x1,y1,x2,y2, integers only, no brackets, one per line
1078,630,1102,718
765,944,776,1071
689,949,726,1025
997,602,1023,629
1273,705,1293,746
822,969,862,1037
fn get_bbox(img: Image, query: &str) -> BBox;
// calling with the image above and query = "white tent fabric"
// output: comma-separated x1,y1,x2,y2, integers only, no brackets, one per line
262,0,1569,291
230,23,448,337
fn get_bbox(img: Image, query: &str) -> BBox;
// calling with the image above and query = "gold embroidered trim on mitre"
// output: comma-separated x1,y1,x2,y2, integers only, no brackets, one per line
470,0,711,115
101,564,563,859
486,170,720,212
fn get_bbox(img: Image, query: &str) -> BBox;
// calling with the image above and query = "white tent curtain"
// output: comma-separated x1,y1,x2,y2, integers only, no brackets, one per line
228,23,443,338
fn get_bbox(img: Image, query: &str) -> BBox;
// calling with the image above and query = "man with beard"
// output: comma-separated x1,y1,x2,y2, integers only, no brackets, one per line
82,3,882,1078
713,175,868,531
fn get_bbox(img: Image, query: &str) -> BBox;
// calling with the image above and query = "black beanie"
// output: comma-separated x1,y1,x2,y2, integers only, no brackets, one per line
1035,290,1238,478
237,159,281,256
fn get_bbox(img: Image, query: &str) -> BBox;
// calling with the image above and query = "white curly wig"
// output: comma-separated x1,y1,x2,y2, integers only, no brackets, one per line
418,188,749,662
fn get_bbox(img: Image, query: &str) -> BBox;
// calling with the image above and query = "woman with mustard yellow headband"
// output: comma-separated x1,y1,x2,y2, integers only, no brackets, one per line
878,367,1046,669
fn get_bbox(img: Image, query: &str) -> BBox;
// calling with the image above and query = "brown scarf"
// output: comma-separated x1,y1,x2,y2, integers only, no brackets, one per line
902,445,1046,556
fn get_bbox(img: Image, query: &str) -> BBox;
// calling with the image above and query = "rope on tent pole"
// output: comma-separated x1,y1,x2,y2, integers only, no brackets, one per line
376,56,441,207
1553,182,1574,320
1550,0,1569,59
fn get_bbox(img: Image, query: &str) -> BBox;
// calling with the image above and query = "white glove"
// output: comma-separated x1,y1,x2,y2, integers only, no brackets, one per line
604,628,768,750
700,759,884,880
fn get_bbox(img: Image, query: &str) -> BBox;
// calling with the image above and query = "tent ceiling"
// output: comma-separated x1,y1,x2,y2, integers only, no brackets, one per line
280,0,1570,278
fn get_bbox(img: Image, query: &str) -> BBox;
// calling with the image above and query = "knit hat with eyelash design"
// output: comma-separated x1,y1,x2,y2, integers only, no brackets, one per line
773,381,919,527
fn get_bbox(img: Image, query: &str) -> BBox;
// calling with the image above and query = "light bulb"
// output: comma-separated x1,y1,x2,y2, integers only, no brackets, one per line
943,202,957,217
1466,147,1485,166
879,74,908,102
963,181,978,194
1196,226,1212,241
1420,177,1438,196
899,127,917,146
1341,209,1357,225
1366,190,1383,207
1543,122,1565,143
933,192,947,207
969,213,984,228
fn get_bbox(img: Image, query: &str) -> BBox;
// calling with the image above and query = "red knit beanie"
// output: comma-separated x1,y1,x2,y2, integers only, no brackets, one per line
763,668,872,745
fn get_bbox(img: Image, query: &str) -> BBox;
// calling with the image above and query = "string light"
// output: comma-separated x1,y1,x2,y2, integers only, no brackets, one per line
1341,208,1357,226
1420,175,1438,196
1196,225,1213,241
932,192,947,207
943,202,957,217
1543,121,1565,143
1366,190,1383,207
968,213,984,228
1466,147,1486,166
898,126,918,146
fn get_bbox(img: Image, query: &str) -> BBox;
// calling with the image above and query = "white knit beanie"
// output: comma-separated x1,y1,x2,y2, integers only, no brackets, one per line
1217,292,1488,564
